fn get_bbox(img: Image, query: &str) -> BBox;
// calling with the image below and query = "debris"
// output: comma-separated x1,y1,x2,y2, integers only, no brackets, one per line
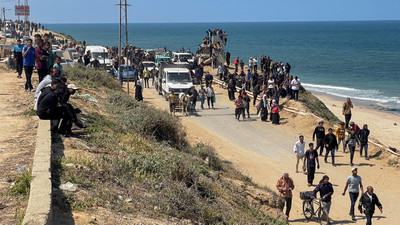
16,165,27,172
394,123,397,126
0,148,5,152
154,206,159,211
59,182,77,192
118,195,123,200
77,94,99,103
125,198,132,203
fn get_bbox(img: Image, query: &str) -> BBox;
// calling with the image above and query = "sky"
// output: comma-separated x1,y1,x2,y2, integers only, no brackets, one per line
1,0,400,23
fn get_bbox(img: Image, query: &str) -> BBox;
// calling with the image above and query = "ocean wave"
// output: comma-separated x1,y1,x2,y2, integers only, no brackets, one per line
301,83,400,107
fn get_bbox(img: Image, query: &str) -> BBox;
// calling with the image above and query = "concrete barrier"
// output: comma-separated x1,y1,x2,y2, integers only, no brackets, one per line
22,120,52,225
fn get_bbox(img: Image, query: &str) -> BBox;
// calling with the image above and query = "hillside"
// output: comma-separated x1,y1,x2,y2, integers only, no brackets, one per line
52,66,288,224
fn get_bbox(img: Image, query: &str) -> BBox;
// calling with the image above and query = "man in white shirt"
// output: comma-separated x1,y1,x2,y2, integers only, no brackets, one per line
218,64,223,80
294,134,306,173
268,77,275,98
248,57,253,72
253,56,258,72
342,168,364,221
291,76,301,101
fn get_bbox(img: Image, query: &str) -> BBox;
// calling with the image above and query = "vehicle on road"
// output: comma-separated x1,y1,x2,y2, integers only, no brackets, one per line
85,45,111,69
155,56,171,67
65,48,79,59
154,63,194,101
113,65,135,81
142,61,156,71
60,58,78,67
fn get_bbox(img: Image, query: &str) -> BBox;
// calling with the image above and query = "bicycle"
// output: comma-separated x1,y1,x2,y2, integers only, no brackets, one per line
300,191,330,225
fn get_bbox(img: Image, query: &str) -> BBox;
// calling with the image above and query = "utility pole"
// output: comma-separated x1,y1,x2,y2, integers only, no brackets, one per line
117,0,130,94
24,0,29,36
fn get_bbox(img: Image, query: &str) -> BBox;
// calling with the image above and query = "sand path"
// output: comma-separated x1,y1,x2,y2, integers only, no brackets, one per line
130,82,400,225
0,70,38,224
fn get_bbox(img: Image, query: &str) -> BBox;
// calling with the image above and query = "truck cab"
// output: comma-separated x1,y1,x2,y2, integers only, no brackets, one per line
85,45,111,69
155,63,194,101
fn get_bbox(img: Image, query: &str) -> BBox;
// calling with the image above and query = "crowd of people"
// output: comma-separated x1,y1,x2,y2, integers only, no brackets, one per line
12,32,86,137
277,95,379,225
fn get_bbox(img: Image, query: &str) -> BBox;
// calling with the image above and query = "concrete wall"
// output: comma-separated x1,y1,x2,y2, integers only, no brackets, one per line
22,120,52,225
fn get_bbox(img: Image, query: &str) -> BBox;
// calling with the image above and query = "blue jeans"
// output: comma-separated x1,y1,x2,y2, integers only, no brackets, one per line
338,138,346,152
360,143,368,158
349,192,359,216
324,147,335,164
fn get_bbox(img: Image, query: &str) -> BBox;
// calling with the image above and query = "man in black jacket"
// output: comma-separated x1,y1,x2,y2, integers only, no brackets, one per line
358,186,382,225
324,128,338,166
313,121,326,156
312,175,334,225
358,124,370,160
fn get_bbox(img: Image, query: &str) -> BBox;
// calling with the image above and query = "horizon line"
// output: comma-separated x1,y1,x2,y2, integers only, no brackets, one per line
42,19,400,25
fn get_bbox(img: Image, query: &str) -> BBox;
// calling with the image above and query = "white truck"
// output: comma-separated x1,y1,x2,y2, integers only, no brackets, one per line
85,45,111,68
155,63,194,101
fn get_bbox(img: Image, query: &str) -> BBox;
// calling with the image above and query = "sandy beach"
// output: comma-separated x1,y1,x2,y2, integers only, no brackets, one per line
313,93,400,150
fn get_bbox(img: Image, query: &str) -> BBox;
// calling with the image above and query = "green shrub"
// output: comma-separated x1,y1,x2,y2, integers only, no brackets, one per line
22,108,36,116
191,143,223,171
63,66,121,91
299,86,341,124
105,92,187,149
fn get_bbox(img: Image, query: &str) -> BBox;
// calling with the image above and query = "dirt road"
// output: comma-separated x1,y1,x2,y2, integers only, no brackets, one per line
130,82,400,225
0,69,39,224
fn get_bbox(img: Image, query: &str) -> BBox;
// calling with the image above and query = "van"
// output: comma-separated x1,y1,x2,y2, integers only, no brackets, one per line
85,45,111,67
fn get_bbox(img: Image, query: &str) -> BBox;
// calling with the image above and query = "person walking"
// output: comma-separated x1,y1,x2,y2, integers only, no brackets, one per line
218,64,223,80
312,175,334,225
345,129,360,166
358,124,370,160
335,122,347,153
252,83,261,106
22,39,36,92
234,57,239,72
243,92,251,118
234,95,244,121
324,128,338,166
303,143,320,186
358,186,383,225
227,79,235,101
135,80,143,101
143,67,150,88
276,173,294,218
313,121,326,156
168,90,176,116
343,97,353,129
293,134,306,173
225,51,230,67
13,39,24,79
342,168,364,221
206,85,215,109
198,85,205,109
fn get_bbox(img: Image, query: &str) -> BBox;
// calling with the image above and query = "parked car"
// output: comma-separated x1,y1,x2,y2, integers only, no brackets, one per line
52,44,60,50
65,48,79,59
113,65,135,81
60,58,78,67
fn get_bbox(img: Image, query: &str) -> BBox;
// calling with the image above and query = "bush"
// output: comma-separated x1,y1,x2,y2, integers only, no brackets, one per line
63,66,121,91
105,92,187,149
299,86,341,124
191,143,223,171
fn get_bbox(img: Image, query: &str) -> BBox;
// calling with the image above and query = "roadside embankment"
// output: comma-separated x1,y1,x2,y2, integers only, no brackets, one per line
22,120,52,225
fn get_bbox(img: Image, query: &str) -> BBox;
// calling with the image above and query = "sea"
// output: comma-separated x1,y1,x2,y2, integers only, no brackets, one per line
44,21,400,114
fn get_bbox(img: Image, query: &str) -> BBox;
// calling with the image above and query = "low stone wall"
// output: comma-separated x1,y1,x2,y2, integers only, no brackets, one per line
22,120,52,225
